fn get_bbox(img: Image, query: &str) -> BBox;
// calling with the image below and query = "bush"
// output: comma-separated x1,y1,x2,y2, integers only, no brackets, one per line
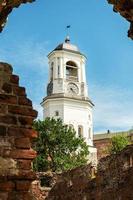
109,135,129,154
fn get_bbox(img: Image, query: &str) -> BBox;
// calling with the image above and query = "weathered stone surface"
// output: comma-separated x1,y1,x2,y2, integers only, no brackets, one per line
31,145,133,200
0,157,18,176
0,62,37,199
94,131,133,160
108,0,133,39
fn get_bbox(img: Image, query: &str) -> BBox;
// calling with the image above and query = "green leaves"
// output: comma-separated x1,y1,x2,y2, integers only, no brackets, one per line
33,117,89,172
109,135,130,154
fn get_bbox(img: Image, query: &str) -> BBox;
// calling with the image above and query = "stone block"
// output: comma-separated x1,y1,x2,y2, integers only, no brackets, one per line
10,74,19,85
12,86,25,96
17,160,31,170
0,94,17,105
0,125,7,136
0,115,17,125
0,181,15,191
18,96,32,106
2,83,12,94
8,105,37,117
10,149,36,159
15,137,31,149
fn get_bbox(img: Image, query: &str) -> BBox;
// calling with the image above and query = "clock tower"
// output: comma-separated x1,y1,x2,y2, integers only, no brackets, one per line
41,36,97,164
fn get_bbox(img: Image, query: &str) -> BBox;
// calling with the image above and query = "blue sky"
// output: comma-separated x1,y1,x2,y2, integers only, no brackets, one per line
0,0,133,133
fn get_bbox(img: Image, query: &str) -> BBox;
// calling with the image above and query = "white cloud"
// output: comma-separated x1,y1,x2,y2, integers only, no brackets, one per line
0,39,49,71
90,84,133,133
0,39,49,121
1,39,132,134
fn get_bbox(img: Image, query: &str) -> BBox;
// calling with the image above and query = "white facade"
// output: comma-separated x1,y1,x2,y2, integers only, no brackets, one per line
41,37,97,162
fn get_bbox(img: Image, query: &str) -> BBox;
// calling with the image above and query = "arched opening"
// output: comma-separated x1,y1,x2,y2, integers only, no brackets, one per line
78,125,83,137
55,110,59,116
66,61,78,81
69,124,74,130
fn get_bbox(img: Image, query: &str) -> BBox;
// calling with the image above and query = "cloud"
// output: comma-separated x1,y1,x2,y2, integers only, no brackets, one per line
90,84,133,133
0,39,49,72
1,38,132,134
0,38,49,120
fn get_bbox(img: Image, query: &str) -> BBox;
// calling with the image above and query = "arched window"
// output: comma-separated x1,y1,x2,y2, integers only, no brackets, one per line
88,114,91,121
50,62,54,80
69,124,74,130
55,111,59,116
66,61,78,81
78,125,83,137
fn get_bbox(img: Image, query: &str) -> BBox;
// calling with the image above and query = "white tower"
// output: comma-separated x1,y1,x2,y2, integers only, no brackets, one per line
41,37,97,163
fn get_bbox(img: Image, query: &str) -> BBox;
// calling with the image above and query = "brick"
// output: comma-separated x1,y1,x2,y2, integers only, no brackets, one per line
10,149,36,159
18,116,33,126
0,104,7,114
8,127,38,138
15,138,31,149
0,192,8,200
0,63,37,197
18,160,31,170
1,149,11,157
0,94,17,104
0,63,13,74
0,125,6,136
12,86,25,96
18,96,32,106
8,105,37,117
2,83,12,93
8,191,33,200
0,181,15,191
10,74,19,85
16,181,31,191
18,171,36,180
0,115,17,125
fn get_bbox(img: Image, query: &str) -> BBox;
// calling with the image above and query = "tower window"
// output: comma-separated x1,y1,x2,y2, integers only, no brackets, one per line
88,114,91,120
69,124,74,129
55,111,59,116
78,125,83,137
66,61,78,81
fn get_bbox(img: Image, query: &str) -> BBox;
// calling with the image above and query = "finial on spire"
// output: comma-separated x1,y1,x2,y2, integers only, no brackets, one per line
65,35,70,43
65,25,71,43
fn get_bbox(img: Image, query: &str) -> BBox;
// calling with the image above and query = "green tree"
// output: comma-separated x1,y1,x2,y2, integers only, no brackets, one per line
33,117,89,172
109,135,129,154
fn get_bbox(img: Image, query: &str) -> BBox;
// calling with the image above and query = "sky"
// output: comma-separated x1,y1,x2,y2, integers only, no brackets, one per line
0,0,133,134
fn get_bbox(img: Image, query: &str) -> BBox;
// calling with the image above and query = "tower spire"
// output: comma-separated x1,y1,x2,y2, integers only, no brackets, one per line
65,25,71,43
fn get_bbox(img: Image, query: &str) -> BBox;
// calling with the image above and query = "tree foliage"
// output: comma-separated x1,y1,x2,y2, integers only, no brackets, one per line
33,117,89,172
109,135,129,154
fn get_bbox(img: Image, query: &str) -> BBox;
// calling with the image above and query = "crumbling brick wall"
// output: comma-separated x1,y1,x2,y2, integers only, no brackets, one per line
31,145,133,200
0,62,37,200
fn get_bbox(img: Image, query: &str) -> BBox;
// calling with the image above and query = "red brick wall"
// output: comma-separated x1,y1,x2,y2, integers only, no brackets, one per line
0,62,37,199
35,145,133,200
94,138,111,159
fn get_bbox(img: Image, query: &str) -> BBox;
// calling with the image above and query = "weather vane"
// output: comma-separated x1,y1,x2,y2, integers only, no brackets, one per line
66,25,71,36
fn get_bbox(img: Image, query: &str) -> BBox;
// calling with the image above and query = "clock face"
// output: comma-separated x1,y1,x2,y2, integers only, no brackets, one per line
67,83,79,95
47,82,53,95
